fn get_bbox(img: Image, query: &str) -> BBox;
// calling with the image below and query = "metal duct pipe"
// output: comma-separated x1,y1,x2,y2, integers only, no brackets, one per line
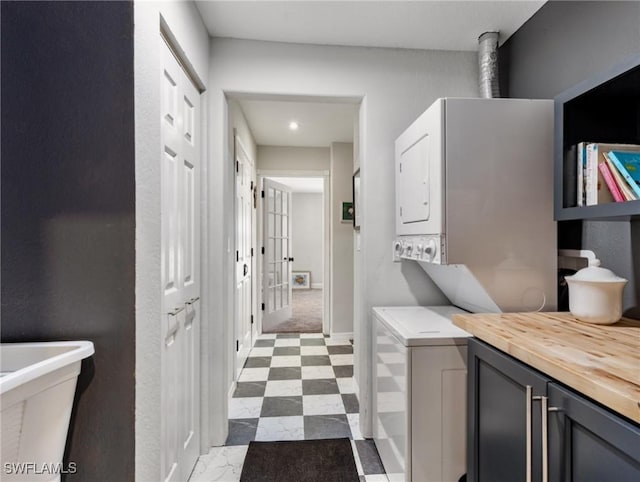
478,31,500,98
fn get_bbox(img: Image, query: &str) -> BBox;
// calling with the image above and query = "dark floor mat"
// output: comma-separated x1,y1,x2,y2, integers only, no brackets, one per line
239,438,359,481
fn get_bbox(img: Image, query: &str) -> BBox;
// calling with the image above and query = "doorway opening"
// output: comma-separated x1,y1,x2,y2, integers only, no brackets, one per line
261,176,326,335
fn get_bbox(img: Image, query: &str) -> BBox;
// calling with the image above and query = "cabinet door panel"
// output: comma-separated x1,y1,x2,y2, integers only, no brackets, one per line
468,338,549,482
548,383,640,482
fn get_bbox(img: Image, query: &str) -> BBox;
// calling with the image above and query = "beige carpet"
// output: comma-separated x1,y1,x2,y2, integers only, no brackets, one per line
266,289,323,333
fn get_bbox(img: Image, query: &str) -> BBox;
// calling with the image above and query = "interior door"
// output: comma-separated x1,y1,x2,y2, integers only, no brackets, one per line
262,179,293,330
161,38,201,482
235,135,253,377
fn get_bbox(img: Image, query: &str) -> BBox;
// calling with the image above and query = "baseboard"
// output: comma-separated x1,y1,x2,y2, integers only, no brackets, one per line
311,283,323,290
329,331,353,341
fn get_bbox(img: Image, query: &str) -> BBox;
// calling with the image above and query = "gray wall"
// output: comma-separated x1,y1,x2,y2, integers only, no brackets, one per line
500,0,640,316
1,2,135,480
292,193,324,286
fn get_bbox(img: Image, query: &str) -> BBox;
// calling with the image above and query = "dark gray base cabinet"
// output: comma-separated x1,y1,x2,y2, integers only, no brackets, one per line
467,338,640,482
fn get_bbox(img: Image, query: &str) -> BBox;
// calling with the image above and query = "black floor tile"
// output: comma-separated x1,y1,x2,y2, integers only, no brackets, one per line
268,366,302,380
388,363,405,376
253,339,276,347
233,381,267,398
273,346,301,356
244,357,272,368
328,345,353,354
355,439,385,475
300,338,326,346
276,333,300,339
377,376,401,392
342,393,359,413
226,418,258,446
333,365,354,378
260,396,303,417
301,355,331,366
304,414,352,440
302,379,340,395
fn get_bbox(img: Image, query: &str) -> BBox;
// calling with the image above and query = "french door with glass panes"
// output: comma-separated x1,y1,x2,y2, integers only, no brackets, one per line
262,179,293,330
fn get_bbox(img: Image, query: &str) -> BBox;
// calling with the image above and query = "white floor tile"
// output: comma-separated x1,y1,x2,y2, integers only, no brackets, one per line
228,397,263,419
257,334,277,339
330,354,354,366
274,338,301,347
301,365,335,380
363,475,389,481
300,345,329,356
249,347,274,357
238,367,269,382
188,445,248,482
264,379,303,397
376,363,392,377
300,333,325,338
337,377,356,394
270,355,301,367
325,337,352,346
255,416,305,441
303,394,345,416
378,352,404,364
347,413,363,440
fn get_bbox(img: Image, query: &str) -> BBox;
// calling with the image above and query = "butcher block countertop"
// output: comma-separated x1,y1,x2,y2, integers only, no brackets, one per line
452,312,640,424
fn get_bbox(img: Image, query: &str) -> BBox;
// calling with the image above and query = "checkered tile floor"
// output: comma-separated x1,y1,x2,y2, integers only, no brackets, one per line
189,333,387,481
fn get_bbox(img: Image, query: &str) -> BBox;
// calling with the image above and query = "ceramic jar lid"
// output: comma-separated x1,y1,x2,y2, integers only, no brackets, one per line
566,260,627,283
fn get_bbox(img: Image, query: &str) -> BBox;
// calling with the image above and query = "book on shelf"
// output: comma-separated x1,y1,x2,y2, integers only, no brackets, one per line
604,154,638,201
598,161,624,202
576,142,586,206
585,143,640,205
607,150,640,199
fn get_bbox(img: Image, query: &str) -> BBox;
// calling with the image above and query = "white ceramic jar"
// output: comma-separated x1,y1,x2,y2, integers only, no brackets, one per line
564,261,627,325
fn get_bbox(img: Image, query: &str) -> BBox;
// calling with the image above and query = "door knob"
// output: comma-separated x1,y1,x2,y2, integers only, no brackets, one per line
243,264,248,276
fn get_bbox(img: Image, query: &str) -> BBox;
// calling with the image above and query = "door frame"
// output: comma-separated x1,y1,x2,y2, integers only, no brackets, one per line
256,169,331,336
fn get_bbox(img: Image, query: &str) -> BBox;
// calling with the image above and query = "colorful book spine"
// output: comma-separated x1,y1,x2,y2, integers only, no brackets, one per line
607,150,640,198
605,155,638,201
598,162,624,202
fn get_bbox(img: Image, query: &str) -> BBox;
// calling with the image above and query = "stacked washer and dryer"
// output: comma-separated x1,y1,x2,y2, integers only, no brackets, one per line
373,98,558,481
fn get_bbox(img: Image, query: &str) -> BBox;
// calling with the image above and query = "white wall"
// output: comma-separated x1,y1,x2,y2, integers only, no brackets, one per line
330,142,354,335
258,145,330,171
134,1,209,479
208,37,477,441
292,193,324,286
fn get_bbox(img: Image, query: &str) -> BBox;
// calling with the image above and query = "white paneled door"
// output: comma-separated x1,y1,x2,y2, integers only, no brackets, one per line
235,135,254,378
262,179,293,330
161,38,200,482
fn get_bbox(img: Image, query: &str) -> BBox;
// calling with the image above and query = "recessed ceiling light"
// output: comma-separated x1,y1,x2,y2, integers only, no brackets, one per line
289,121,299,131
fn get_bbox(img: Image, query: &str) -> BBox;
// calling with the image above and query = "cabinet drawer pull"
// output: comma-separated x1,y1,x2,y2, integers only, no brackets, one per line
526,386,534,482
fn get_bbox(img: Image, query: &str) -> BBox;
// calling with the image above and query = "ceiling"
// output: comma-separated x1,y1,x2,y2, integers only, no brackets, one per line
268,177,324,193
196,1,546,52
236,98,357,147
208,1,546,148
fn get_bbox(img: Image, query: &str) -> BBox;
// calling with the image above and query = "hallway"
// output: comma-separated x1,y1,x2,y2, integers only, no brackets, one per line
267,289,324,333
189,333,387,481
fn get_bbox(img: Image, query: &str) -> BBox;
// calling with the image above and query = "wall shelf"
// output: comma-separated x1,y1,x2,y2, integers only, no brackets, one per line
554,54,640,221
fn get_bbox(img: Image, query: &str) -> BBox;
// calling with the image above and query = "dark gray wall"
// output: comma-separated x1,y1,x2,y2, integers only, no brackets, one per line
1,2,135,480
500,1,640,316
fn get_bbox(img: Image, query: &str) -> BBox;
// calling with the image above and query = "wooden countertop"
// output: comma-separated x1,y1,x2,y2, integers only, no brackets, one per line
452,312,640,424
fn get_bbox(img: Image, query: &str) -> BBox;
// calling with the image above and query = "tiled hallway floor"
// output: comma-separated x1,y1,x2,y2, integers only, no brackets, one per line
189,333,388,481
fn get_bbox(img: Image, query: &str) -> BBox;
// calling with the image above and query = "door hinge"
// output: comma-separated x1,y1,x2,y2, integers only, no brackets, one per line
236,250,239,262
250,181,254,190
251,315,254,325
236,161,239,173
400,206,403,217
251,248,254,257
261,190,265,198
261,303,265,311
261,246,265,255
236,340,239,352
399,162,402,173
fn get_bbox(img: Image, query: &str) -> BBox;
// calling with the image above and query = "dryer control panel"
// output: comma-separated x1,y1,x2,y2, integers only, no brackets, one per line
393,236,445,264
